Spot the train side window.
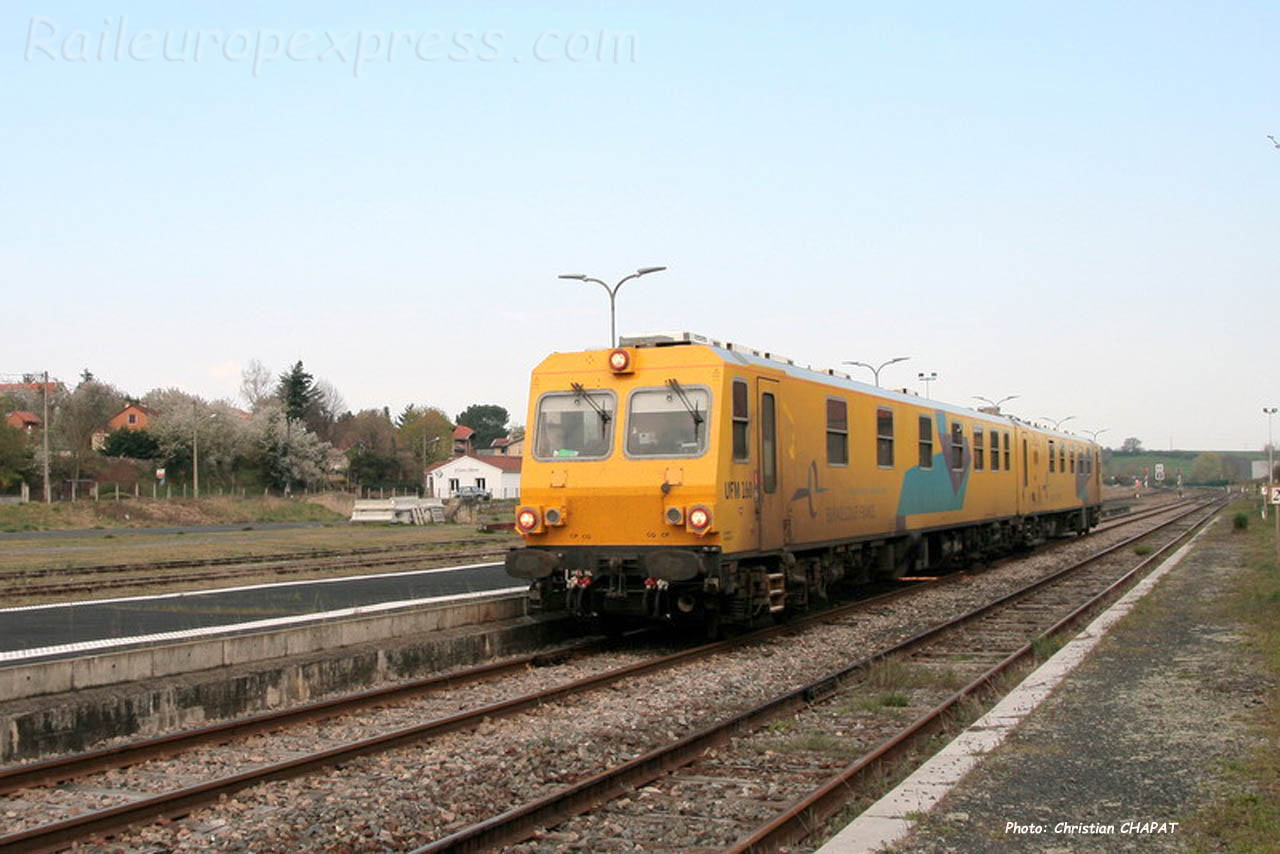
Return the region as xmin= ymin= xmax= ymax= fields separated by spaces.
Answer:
xmin=732 ymin=379 xmax=749 ymax=462
xmin=876 ymin=408 xmax=894 ymax=468
xmin=1070 ymin=449 xmax=1076 ymax=474
xmin=974 ymin=426 xmax=985 ymax=471
xmin=1004 ymin=432 xmax=1011 ymax=470
xmin=1023 ymin=439 xmax=1029 ymax=487
xmin=1049 ymin=439 xmax=1056 ymax=473
xmin=1060 ymin=446 xmax=1066 ymax=474
xmin=826 ymin=397 xmax=848 ymax=466
xmin=990 ymin=429 xmax=999 ymax=471
xmin=950 ymin=421 xmax=964 ymax=470
xmin=762 ymin=392 xmax=777 ymax=493
xmin=918 ymin=415 xmax=932 ymax=468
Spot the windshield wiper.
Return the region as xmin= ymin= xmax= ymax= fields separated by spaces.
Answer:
xmin=571 ymin=382 xmax=611 ymax=424
xmin=665 ymin=378 xmax=704 ymax=436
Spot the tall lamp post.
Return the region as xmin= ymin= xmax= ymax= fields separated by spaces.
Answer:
xmin=1264 ymin=407 xmax=1278 ymax=484
xmin=974 ymin=394 xmax=1019 ymax=413
xmin=843 ymin=356 xmax=909 ymax=388
xmin=1082 ymin=428 xmax=1108 ymax=443
xmin=559 ymin=266 xmax=668 ymax=347
xmin=917 ymin=371 xmax=938 ymax=398
xmin=193 ymin=405 xmax=216 ymax=499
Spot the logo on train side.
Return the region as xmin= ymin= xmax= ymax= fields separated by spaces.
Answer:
xmin=790 ymin=460 xmax=828 ymax=518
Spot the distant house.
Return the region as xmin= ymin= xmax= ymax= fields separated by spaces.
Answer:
xmin=426 ymin=454 xmax=522 ymax=499
xmin=107 ymin=404 xmax=153 ymax=432
xmin=0 ymin=380 xmax=63 ymax=398
xmin=452 ymin=425 xmax=476 ymax=457
xmin=479 ymin=434 xmax=525 ymax=457
xmin=4 ymin=411 xmax=41 ymax=434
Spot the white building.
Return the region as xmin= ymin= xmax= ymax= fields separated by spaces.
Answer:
xmin=426 ymin=454 xmax=522 ymax=499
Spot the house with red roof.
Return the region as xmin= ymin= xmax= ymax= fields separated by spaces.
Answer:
xmin=425 ymin=453 xmax=522 ymax=499
xmin=452 ymin=425 xmax=475 ymax=457
xmin=4 ymin=411 xmax=41 ymax=435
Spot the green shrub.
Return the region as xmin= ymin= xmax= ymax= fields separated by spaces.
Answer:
xmin=1234 ymin=512 xmax=1250 ymax=531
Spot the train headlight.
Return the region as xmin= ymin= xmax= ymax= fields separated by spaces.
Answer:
xmin=608 ymin=349 xmax=633 ymax=374
xmin=687 ymin=505 xmax=713 ymax=535
xmin=516 ymin=506 xmax=543 ymax=533
xmin=544 ymin=506 xmax=566 ymax=526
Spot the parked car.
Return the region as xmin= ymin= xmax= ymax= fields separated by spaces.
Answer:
xmin=456 ymin=485 xmax=492 ymax=500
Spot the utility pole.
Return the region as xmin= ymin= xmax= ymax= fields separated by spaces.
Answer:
xmin=42 ymin=371 xmax=51 ymax=503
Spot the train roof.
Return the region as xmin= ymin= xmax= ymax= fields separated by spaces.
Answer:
xmin=614 ymin=332 xmax=1092 ymax=444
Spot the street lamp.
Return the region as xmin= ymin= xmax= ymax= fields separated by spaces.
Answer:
xmin=1082 ymin=428 xmax=1108 ymax=443
xmin=917 ymin=371 xmax=938 ymax=398
xmin=1264 ymin=407 xmax=1278 ymax=483
xmin=974 ymin=394 xmax=1019 ymax=413
xmin=843 ymin=356 xmax=909 ymax=388
xmin=559 ymin=266 xmax=668 ymax=348
xmin=1038 ymin=415 xmax=1075 ymax=431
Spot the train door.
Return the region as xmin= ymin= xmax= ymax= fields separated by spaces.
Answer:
xmin=756 ymin=378 xmax=784 ymax=552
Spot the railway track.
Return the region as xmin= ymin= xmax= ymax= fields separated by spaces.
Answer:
xmin=0 ymin=499 xmax=1209 ymax=852
xmin=0 ymin=538 xmax=517 ymax=600
xmin=434 ymin=498 xmax=1221 ymax=852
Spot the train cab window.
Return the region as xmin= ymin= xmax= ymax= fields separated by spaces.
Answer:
xmin=950 ymin=422 xmax=964 ymax=470
xmin=918 ymin=415 xmax=933 ymax=468
xmin=762 ymin=392 xmax=777 ymax=493
xmin=876 ymin=408 xmax=894 ymax=468
xmin=732 ymin=379 xmax=749 ymax=462
xmin=1049 ymin=440 xmax=1056 ymax=473
xmin=826 ymin=397 xmax=848 ymax=465
xmin=974 ymin=426 xmax=985 ymax=471
xmin=532 ymin=390 xmax=617 ymax=461
xmin=626 ymin=385 xmax=711 ymax=458
xmin=1004 ymin=432 xmax=1011 ymax=470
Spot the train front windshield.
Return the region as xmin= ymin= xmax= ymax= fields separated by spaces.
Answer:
xmin=626 ymin=386 xmax=710 ymax=458
xmin=533 ymin=390 xmax=616 ymax=460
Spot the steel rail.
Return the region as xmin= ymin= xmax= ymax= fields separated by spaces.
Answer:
xmin=408 ymin=499 xmax=1220 ymax=853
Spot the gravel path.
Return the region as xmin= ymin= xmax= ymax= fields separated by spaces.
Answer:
xmin=883 ymin=516 xmax=1265 ymax=853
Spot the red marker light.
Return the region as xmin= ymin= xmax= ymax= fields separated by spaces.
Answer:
xmin=608 ymin=349 xmax=632 ymax=373
xmin=516 ymin=508 xmax=540 ymax=531
xmin=688 ymin=505 xmax=711 ymax=532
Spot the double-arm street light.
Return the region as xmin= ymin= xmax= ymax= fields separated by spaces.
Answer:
xmin=843 ymin=356 xmax=909 ymax=388
xmin=917 ymin=371 xmax=938 ymax=398
xmin=1082 ymin=428 xmax=1108 ymax=443
xmin=974 ymin=394 xmax=1019 ymax=413
xmin=1039 ymin=414 xmax=1075 ymax=431
xmin=559 ymin=266 xmax=668 ymax=348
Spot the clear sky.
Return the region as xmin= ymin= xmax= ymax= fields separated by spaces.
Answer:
xmin=3 ymin=1 xmax=1277 ymax=450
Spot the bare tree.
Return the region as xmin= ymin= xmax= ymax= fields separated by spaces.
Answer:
xmin=239 ymin=359 xmax=273 ymax=411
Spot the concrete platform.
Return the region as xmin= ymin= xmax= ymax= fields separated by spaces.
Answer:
xmin=0 ymin=592 xmax=575 ymax=763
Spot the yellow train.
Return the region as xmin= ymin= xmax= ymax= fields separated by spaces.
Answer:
xmin=506 ymin=332 xmax=1102 ymax=630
